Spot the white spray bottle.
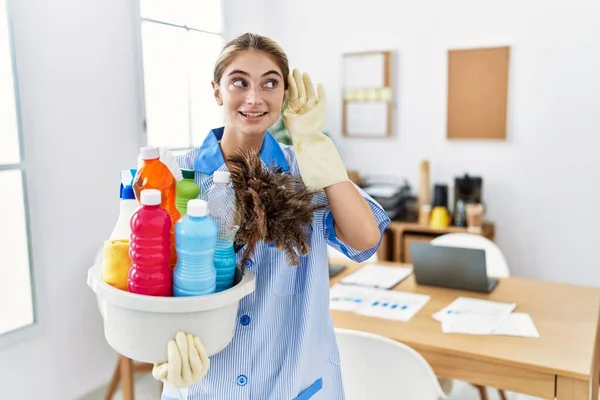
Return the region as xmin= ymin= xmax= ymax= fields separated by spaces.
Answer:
xmin=109 ymin=168 xmax=140 ymax=240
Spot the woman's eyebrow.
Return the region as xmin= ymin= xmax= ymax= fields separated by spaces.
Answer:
xmin=261 ymin=70 xmax=282 ymax=78
xmin=227 ymin=69 xmax=282 ymax=78
xmin=228 ymin=69 xmax=250 ymax=77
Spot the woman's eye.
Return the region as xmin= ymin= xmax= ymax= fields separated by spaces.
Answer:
xmin=232 ymin=79 xmax=247 ymax=88
xmin=264 ymin=80 xmax=278 ymax=89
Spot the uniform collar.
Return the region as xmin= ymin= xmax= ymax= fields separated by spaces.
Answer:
xmin=194 ymin=127 xmax=290 ymax=175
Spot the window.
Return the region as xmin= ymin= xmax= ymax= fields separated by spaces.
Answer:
xmin=0 ymin=0 xmax=36 ymax=337
xmin=138 ymin=0 xmax=225 ymax=151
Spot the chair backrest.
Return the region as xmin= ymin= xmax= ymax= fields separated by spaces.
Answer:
xmin=335 ymin=328 xmax=447 ymax=400
xmin=430 ymin=233 xmax=510 ymax=278
xmin=327 ymin=245 xmax=379 ymax=264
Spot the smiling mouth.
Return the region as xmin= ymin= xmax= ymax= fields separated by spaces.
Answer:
xmin=239 ymin=111 xmax=268 ymax=118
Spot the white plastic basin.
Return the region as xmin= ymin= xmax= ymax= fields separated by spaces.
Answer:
xmin=87 ymin=264 xmax=256 ymax=364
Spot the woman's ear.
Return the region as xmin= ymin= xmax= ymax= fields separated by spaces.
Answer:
xmin=212 ymin=81 xmax=223 ymax=106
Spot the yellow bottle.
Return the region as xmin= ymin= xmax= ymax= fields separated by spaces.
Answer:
xmin=430 ymin=206 xmax=450 ymax=229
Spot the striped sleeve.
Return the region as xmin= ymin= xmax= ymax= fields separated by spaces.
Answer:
xmin=318 ymin=185 xmax=390 ymax=263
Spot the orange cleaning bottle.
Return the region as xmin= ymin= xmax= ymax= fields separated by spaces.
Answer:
xmin=133 ymin=146 xmax=181 ymax=268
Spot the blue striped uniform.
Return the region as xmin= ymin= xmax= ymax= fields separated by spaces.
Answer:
xmin=162 ymin=127 xmax=391 ymax=400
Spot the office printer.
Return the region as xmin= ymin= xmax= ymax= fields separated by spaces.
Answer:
xmin=361 ymin=177 xmax=418 ymax=221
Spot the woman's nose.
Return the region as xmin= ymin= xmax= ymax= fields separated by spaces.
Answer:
xmin=246 ymin=88 xmax=263 ymax=105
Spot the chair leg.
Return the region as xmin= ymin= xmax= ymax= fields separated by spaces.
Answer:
xmin=475 ymin=385 xmax=489 ymax=400
xmin=104 ymin=358 xmax=121 ymax=400
xmin=119 ymin=356 xmax=135 ymax=400
xmin=498 ymin=388 xmax=508 ymax=400
xmin=133 ymin=362 xmax=154 ymax=373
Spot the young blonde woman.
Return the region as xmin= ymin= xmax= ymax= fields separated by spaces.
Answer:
xmin=153 ymin=32 xmax=390 ymax=400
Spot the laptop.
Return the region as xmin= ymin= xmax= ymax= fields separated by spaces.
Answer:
xmin=328 ymin=263 xmax=347 ymax=278
xmin=409 ymin=242 xmax=498 ymax=293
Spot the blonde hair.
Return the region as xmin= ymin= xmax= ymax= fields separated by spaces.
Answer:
xmin=213 ymin=33 xmax=289 ymax=90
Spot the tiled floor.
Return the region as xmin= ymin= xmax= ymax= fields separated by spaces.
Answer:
xmin=83 ymin=374 xmax=543 ymax=400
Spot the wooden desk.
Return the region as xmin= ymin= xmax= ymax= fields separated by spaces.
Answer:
xmin=330 ymin=262 xmax=600 ymax=400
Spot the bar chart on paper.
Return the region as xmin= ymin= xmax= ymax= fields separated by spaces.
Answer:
xmin=329 ymin=284 xmax=430 ymax=321
xmin=355 ymin=290 xmax=430 ymax=321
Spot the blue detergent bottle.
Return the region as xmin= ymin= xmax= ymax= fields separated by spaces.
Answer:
xmin=173 ymin=199 xmax=217 ymax=296
xmin=204 ymin=171 xmax=239 ymax=292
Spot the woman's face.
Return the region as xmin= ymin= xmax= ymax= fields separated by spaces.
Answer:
xmin=213 ymin=50 xmax=286 ymax=138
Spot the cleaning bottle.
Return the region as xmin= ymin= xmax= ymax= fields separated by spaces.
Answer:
xmin=128 ymin=189 xmax=172 ymax=296
xmin=203 ymin=171 xmax=239 ymax=292
xmin=176 ymin=169 xmax=201 ymax=216
xmin=102 ymin=169 xmax=138 ymax=290
xmin=109 ymin=168 xmax=139 ymax=240
xmin=133 ymin=146 xmax=181 ymax=268
xmin=173 ymin=199 xmax=217 ymax=297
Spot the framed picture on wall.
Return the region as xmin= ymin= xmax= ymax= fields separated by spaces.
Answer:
xmin=342 ymin=50 xmax=394 ymax=138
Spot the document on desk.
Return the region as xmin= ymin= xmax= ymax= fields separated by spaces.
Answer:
xmin=491 ymin=313 xmax=540 ymax=338
xmin=330 ymin=283 xmax=430 ymax=321
xmin=329 ymin=284 xmax=382 ymax=312
xmin=355 ymin=290 xmax=431 ymax=322
xmin=340 ymin=263 xmax=412 ymax=289
xmin=434 ymin=297 xmax=516 ymax=335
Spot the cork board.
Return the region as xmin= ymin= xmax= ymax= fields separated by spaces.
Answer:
xmin=447 ymin=46 xmax=510 ymax=140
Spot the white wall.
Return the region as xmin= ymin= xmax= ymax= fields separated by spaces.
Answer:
xmin=260 ymin=0 xmax=600 ymax=285
xmin=0 ymin=0 xmax=143 ymax=398
xmin=221 ymin=0 xmax=266 ymax=41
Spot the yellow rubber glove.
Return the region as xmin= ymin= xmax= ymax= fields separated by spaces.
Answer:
xmin=152 ymin=332 xmax=210 ymax=389
xmin=283 ymin=69 xmax=349 ymax=190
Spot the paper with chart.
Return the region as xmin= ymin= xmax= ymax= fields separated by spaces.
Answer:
xmin=340 ymin=263 xmax=412 ymax=289
xmin=329 ymin=284 xmax=382 ymax=312
xmin=355 ymin=290 xmax=431 ymax=321
xmin=434 ymin=297 xmax=516 ymax=335
xmin=330 ymin=283 xmax=430 ymax=321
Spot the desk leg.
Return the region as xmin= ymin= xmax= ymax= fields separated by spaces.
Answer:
xmin=556 ymin=376 xmax=597 ymax=400
xmin=392 ymin=227 xmax=404 ymax=262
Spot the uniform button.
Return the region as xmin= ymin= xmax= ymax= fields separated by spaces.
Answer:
xmin=244 ymin=259 xmax=253 ymax=268
xmin=240 ymin=315 xmax=251 ymax=326
xmin=236 ymin=375 xmax=248 ymax=386
xmin=268 ymin=242 xmax=275 ymax=248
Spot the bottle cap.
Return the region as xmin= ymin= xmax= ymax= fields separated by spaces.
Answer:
xmin=140 ymin=146 xmax=160 ymax=160
xmin=182 ymin=169 xmax=195 ymax=180
xmin=140 ymin=189 xmax=161 ymax=206
xmin=213 ymin=170 xmax=231 ymax=184
xmin=119 ymin=168 xmax=137 ymax=200
xmin=187 ymin=199 xmax=208 ymax=217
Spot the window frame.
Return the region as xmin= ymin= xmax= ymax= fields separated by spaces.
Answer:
xmin=0 ymin=0 xmax=42 ymax=349
xmin=135 ymin=0 xmax=225 ymax=153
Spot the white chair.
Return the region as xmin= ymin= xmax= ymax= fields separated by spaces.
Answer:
xmin=430 ymin=233 xmax=510 ymax=278
xmin=335 ymin=328 xmax=450 ymax=400
xmin=430 ymin=233 xmax=510 ymax=400
xmin=327 ymin=245 xmax=379 ymax=264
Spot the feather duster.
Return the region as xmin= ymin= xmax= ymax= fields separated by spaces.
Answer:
xmin=227 ymin=148 xmax=326 ymax=270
